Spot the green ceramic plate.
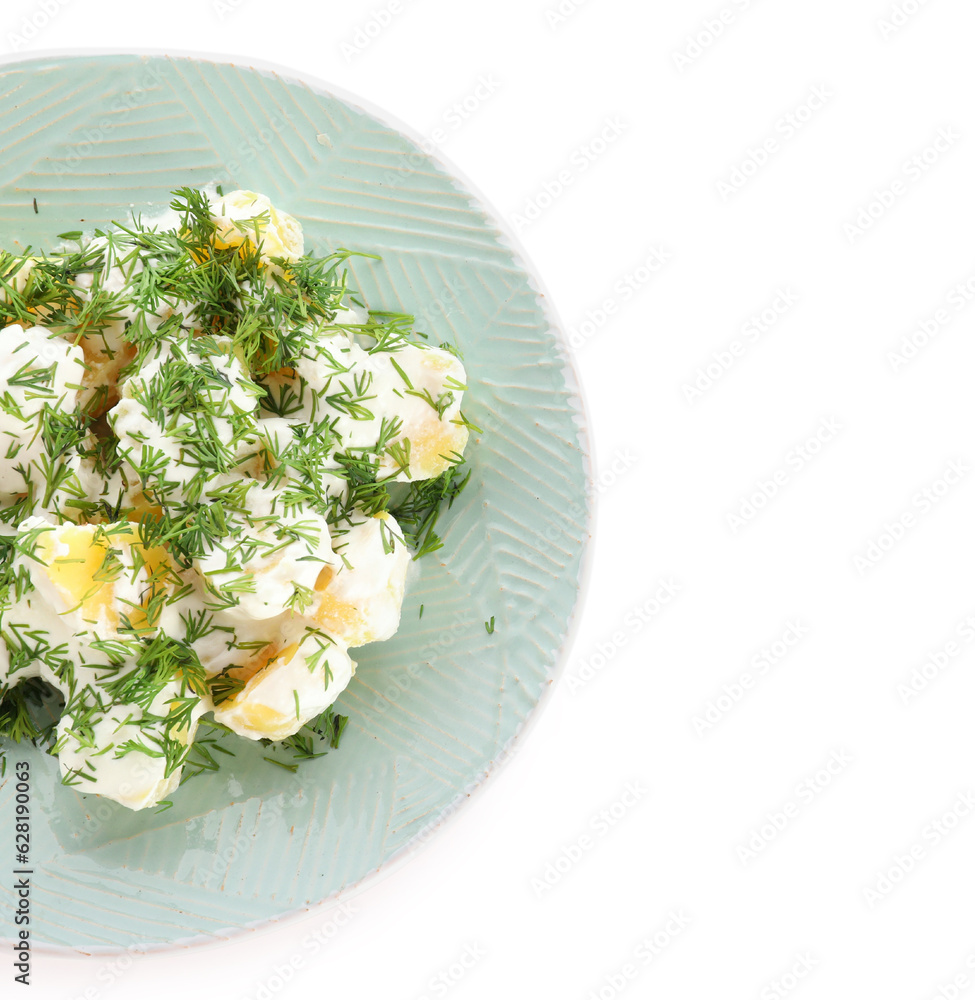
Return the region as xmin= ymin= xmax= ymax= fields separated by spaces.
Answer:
xmin=0 ymin=51 xmax=591 ymax=952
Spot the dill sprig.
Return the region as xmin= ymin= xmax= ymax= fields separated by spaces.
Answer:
xmin=387 ymin=461 xmax=471 ymax=559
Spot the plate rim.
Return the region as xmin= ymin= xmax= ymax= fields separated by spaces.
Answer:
xmin=0 ymin=46 xmax=597 ymax=957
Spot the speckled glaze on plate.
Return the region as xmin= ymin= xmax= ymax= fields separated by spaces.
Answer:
xmin=0 ymin=51 xmax=591 ymax=952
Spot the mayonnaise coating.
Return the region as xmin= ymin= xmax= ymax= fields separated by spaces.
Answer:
xmin=0 ymin=324 xmax=85 ymax=495
xmin=313 ymin=513 xmax=410 ymax=647
xmin=213 ymin=633 xmax=354 ymax=742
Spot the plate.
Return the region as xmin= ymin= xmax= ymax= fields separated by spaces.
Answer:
xmin=0 ymin=51 xmax=591 ymax=952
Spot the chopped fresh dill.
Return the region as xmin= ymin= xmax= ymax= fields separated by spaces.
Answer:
xmin=263 ymin=755 xmax=299 ymax=774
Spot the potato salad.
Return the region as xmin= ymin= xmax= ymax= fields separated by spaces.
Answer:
xmin=0 ymin=188 xmax=472 ymax=810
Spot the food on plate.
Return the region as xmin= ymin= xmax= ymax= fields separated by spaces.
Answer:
xmin=0 ymin=187 xmax=473 ymax=810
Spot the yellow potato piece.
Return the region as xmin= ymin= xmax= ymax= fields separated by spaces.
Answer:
xmin=312 ymin=588 xmax=371 ymax=646
xmin=311 ymin=513 xmax=408 ymax=647
xmin=210 ymin=190 xmax=304 ymax=262
xmin=404 ymin=421 xmax=470 ymax=480
xmin=215 ymin=643 xmax=300 ymax=741
xmin=33 ymin=522 xmax=171 ymax=632
xmin=35 ymin=524 xmax=120 ymax=629
xmin=213 ymin=636 xmax=355 ymax=742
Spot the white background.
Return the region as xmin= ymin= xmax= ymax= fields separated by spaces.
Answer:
xmin=5 ymin=0 xmax=975 ymax=997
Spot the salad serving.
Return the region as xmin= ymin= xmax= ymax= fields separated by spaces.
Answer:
xmin=0 ymin=188 xmax=474 ymax=810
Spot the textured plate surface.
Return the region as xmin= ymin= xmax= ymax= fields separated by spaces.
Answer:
xmin=0 ymin=52 xmax=590 ymax=951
